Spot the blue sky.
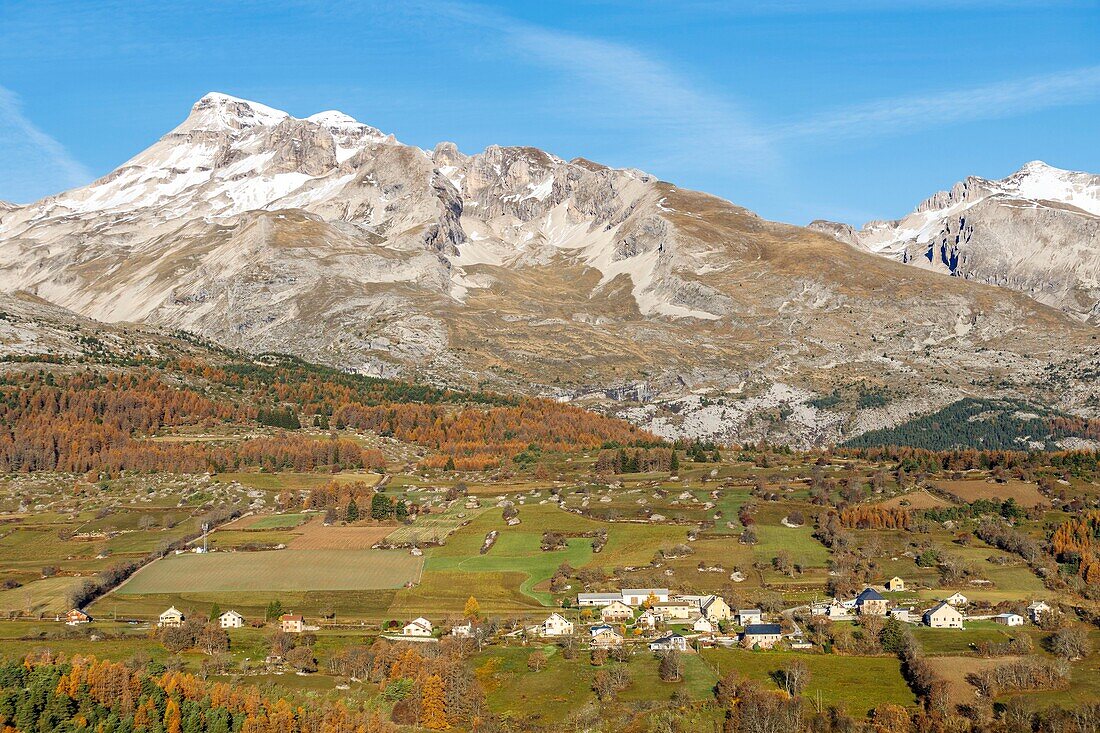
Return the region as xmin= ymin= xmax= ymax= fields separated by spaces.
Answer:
xmin=1 ymin=0 xmax=1098 ymax=224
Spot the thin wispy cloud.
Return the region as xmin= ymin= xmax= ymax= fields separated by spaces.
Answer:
xmin=0 ymin=85 xmax=91 ymax=203
xmin=775 ymin=65 xmax=1100 ymax=142
xmin=427 ymin=1 xmax=777 ymax=173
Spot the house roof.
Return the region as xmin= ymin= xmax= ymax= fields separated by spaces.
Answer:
xmin=651 ymin=633 xmax=685 ymax=644
xmin=160 ymin=606 xmax=182 ymax=617
xmin=994 ymin=613 xmax=1023 ymax=619
xmin=744 ymin=624 xmax=782 ymax=635
xmin=737 ymin=608 xmax=762 ymax=615
xmin=655 ymin=600 xmax=695 ymax=607
xmin=578 ymin=592 xmax=622 ymax=600
xmin=1027 ymin=600 xmax=1050 ymax=609
xmin=856 ymin=588 xmax=886 ymax=603
xmin=924 ymin=602 xmax=960 ymax=616
xmin=622 ymin=588 xmax=669 ymax=595
xmin=590 ymin=624 xmax=621 ymax=636
xmin=280 ymin=614 xmax=304 ymax=622
xmin=545 ymin=612 xmax=570 ymax=622
xmin=220 ymin=610 xmax=243 ymax=619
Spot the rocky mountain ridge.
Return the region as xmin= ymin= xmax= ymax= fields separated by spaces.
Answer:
xmin=811 ymin=161 xmax=1100 ymax=323
xmin=1 ymin=94 xmax=1097 ymax=446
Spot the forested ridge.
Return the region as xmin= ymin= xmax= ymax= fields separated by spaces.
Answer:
xmin=0 ymin=346 xmax=658 ymax=475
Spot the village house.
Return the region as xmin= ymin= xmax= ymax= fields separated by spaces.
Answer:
xmin=855 ymin=588 xmax=889 ymax=616
xmin=600 ymin=600 xmax=634 ymax=623
xmin=699 ymin=595 xmax=732 ymax=622
xmin=923 ymin=602 xmax=963 ymax=629
xmin=653 ymin=600 xmax=697 ymax=621
xmin=158 ymin=607 xmax=185 ymax=628
xmin=637 ymin=609 xmax=660 ymax=630
xmin=589 ymin=624 xmax=624 ymax=648
xmin=451 ymin=621 xmax=473 ymax=637
xmin=691 ymin=616 xmax=714 ymax=633
xmin=280 ymin=614 xmax=305 ymax=633
xmin=218 ymin=610 xmax=244 ymax=629
xmin=943 ymin=592 xmax=968 ymax=607
xmin=735 ymin=609 xmax=763 ymax=626
xmin=885 ymin=576 xmax=905 ymax=592
xmin=63 ymin=609 xmax=91 ymax=625
xmin=993 ymin=612 xmax=1026 ymax=627
xmin=402 ymin=617 xmax=434 ymax=637
xmin=1027 ymin=601 xmax=1051 ymax=623
xmin=742 ymin=623 xmax=783 ymax=649
xmin=889 ymin=607 xmax=913 ymax=623
xmin=577 ymin=592 xmax=622 ymax=607
xmin=622 ymin=588 xmax=670 ymax=606
xmin=649 ymin=633 xmax=689 ymax=652
xmin=541 ymin=613 xmax=575 ymax=637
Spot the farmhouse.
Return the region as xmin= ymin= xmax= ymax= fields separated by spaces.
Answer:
xmin=63 ymin=609 xmax=91 ymax=625
xmin=885 ymin=576 xmax=905 ymax=592
xmin=943 ymin=592 xmax=968 ymax=606
xmin=923 ymin=602 xmax=963 ymax=629
xmin=653 ymin=600 xmax=697 ymax=621
xmin=280 ymin=614 xmax=305 ymax=633
xmin=1027 ymin=600 xmax=1051 ymax=623
xmin=735 ymin=609 xmax=763 ymax=626
xmin=218 ymin=610 xmax=244 ymax=629
xmin=451 ymin=621 xmax=473 ymax=637
xmin=622 ymin=588 xmax=670 ymax=606
xmin=600 ymin=600 xmax=634 ymax=623
xmin=541 ymin=613 xmax=575 ymax=637
xmin=589 ymin=624 xmax=624 ymax=648
xmin=577 ymin=592 xmax=622 ymax=607
xmin=855 ymin=588 xmax=889 ymax=616
xmin=402 ymin=617 xmax=434 ymax=637
xmin=742 ymin=623 xmax=783 ymax=649
xmin=649 ymin=633 xmax=689 ymax=652
xmin=993 ymin=613 xmax=1026 ymax=627
xmin=889 ymin=607 xmax=913 ymax=623
xmin=158 ymin=607 xmax=184 ymax=628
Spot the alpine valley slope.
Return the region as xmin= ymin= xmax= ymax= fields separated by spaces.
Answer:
xmin=0 ymin=93 xmax=1097 ymax=446
xmin=811 ymin=161 xmax=1100 ymax=324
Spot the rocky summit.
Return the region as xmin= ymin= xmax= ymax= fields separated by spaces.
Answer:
xmin=1 ymin=94 xmax=1097 ymax=446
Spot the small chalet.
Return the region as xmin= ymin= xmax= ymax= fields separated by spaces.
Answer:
xmin=943 ymin=592 xmax=968 ymax=606
xmin=993 ymin=613 xmax=1025 ymax=627
xmin=691 ymin=616 xmax=714 ymax=633
xmin=735 ymin=609 xmax=763 ymax=626
xmin=589 ymin=624 xmax=624 ymax=648
xmin=742 ymin=623 xmax=783 ymax=649
xmin=637 ymin=609 xmax=660 ymax=629
xmin=855 ymin=588 xmax=889 ymax=616
xmin=280 ymin=614 xmax=305 ymax=633
xmin=64 ymin=609 xmax=91 ymax=625
xmin=649 ymin=633 xmax=689 ymax=652
xmin=158 ymin=607 xmax=185 ymax=628
xmin=923 ymin=602 xmax=963 ymax=629
xmin=541 ymin=613 xmax=575 ymax=637
xmin=402 ymin=617 xmax=434 ymax=637
xmin=885 ymin=576 xmax=905 ymax=592
xmin=1027 ymin=601 xmax=1051 ymax=623
xmin=451 ymin=621 xmax=473 ymax=637
xmin=218 ymin=610 xmax=244 ymax=629
xmin=600 ymin=600 xmax=634 ymax=623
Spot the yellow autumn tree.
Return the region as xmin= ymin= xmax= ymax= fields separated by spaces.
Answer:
xmin=164 ymin=697 xmax=182 ymax=733
xmin=420 ymin=674 xmax=448 ymax=730
xmin=463 ymin=596 xmax=480 ymax=620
